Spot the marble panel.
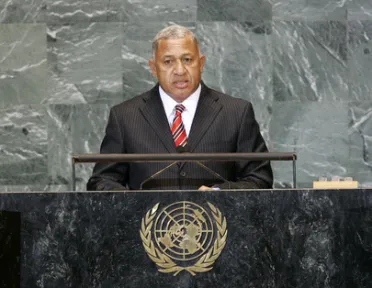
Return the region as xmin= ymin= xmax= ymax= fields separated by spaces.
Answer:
xmin=44 ymin=0 xmax=122 ymax=23
xmin=273 ymin=0 xmax=347 ymax=20
xmin=47 ymin=22 xmax=122 ymax=104
xmin=0 ymin=24 xmax=47 ymax=108
xmin=269 ymin=102 xmax=349 ymax=188
xmin=197 ymin=22 xmax=273 ymax=104
xmin=349 ymin=101 xmax=372 ymax=188
xmin=197 ymin=0 xmax=272 ymax=22
xmin=348 ymin=20 xmax=372 ymax=101
xmin=0 ymin=105 xmax=47 ymax=185
xmin=0 ymin=189 xmax=371 ymax=286
xmin=71 ymin=104 xmax=112 ymax=191
xmin=123 ymin=0 xmax=197 ymax=22
xmin=348 ymin=0 xmax=372 ymax=20
xmin=47 ymin=104 xmax=73 ymax=186
xmin=273 ymin=21 xmax=348 ymax=102
xmin=0 ymin=0 xmax=45 ymax=23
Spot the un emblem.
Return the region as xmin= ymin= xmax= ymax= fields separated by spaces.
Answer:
xmin=140 ymin=201 xmax=227 ymax=276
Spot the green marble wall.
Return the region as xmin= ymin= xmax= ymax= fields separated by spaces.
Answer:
xmin=0 ymin=1 xmax=371 ymax=191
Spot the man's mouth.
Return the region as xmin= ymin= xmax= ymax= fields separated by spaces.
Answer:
xmin=174 ymin=80 xmax=189 ymax=89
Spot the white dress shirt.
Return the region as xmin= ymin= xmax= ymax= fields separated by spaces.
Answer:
xmin=159 ymin=84 xmax=201 ymax=136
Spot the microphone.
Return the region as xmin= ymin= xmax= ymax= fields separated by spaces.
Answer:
xmin=139 ymin=161 xmax=179 ymax=190
xmin=176 ymin=145 xmax=187 ymax=153
xmin=177 ymin=145 xmax=231 ymax=189
xmin=139 ymin=145 xmax=232 ymax=190
xmin=139 ymin=146 xmax=190 ymax=189
xmin=139 ymin=146 xmax=189 ymax=189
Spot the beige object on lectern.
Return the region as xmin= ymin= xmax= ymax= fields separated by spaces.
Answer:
xmin=313 ymin=180 xmax=359 ymax=189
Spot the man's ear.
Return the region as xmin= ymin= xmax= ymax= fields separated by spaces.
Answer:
xmin=199 ymin=55 xmax=206 ymax=73
xmin=149 ymin=59 xmax=158 ymax=78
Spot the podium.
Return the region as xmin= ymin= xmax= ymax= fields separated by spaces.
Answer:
xmin=0 ymin=211 xmax=21 ymax=288
xmin=0 ymin=189 xmax=371 ymax=287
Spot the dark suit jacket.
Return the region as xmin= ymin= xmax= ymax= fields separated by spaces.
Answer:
xmin=86 ymin=82 xmax=273 ymax=191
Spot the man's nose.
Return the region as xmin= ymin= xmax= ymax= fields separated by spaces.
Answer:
xmin=174 ymin=60 xmax=186 ymax=75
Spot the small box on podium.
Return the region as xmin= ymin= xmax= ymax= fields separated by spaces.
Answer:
xmin=313 ymin=176 xmax=359 ymax=189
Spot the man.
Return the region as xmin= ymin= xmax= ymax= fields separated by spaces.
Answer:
xmin=87 ymin=24 xmax=273 ymax=191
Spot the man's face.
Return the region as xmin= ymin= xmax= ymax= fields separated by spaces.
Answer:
xmin=149 ymin=35 xmax=206 ymax=102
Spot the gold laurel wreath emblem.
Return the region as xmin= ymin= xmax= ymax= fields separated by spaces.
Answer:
xmin=140 ymin=202 xmax=227 ymax=276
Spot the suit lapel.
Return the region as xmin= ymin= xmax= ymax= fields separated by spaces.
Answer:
xmin=178 ymin=83 xmax=222 ymax=170
xmin=187 ymin=83 xmax=222 ymax=152
xmin=139 ymin=85 xmax=177 ymax=153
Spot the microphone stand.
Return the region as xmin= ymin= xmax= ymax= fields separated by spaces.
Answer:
xmin=139 ymin=161 xmax=179 ymax=190
xmin=176 ymin=145 xmax=231 ymax=189
xmin=139 ymin=145 xmax=232 ymax=190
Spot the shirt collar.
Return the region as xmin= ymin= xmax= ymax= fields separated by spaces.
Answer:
xmin=159 ymin=84 xmax=201 ymax=118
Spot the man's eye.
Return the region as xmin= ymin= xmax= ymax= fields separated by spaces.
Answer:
xmin=183 ymin=58 xmax=192 ymax=63
xmin=164 ymin=60 xmax=172 ymax=65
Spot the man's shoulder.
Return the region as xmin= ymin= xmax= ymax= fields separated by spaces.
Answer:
xmin=206 ymin=86 xmax=252 ymax=109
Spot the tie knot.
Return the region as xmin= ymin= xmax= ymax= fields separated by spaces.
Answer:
xmin=175 ymin=104 xmax=185 ymax=114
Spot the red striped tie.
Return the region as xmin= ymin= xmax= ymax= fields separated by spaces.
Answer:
xmin=171 ymin=104 xmax=187 ymax=147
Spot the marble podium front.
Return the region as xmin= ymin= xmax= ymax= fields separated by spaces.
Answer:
xmin=0 ymin=189 xmax=371 ymax=288
xmin=0 ymin=210 xmax=20 ymax=287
